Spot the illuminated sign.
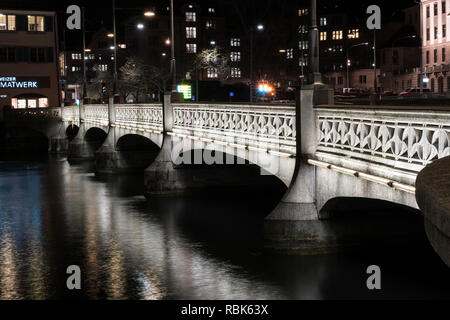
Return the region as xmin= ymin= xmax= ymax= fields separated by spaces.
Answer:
xmin=177 ymin=84 xmax=192 ymax=100
xmin=0 ymin=76 xmax=50 ymax=89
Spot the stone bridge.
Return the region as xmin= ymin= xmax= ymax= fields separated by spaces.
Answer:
xmin=4 ymin=86 xmax=450 ymax=262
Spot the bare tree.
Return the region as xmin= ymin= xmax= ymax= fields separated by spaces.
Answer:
xmin=120 ymin=57 xmax=170 ymax=102
xmin=194 ymin=48 xmax=231 ymax=80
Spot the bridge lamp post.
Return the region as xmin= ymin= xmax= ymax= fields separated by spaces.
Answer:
xmin=250 ymin=24 xmax=264 ymax=102
xmin=308 ymin=0 xmax=322 ymax=84
xmin=346 ymin=42 xmax=369 ymax=90
xmin=390 ymin=35 xmax=416 ymax=92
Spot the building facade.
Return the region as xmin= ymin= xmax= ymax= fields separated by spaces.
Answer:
xmin=0 ymin=9 xmax=59 ymax=118
xmin=421 ymin=0 xmax=450 ymax=93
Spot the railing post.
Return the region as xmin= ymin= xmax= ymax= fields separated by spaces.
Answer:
xmin=163 ymin=92 xmax=173 ymax=133
xmin=108 ymin=96 xmax=116 ymax=126
xmin=79 ymin=99 xmax=85 ymax=123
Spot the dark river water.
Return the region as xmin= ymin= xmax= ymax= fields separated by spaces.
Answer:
xmin=0 ymin=156 xmax=448 ymax=300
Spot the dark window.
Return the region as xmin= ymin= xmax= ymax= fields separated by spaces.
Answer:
xmin=38 ymin=47 xmax=45 ymax=62
xmin=427 ymin=6 xmax=430 ymax=18
xmin=0 ymin=48 xmax=6 ymax=62
xmin=434 ymin=49 xmax=438 ymax=63
xmin=7 ymin=48 xmax=15 ymax=62
xmin=427 ymin=28 xmax=430 ymax=41
xmin=30 ymin=47 xmax=37 ymax=62
xmin=443 ymin=47 xmax=446 ymax=62
xmin=44 ymin=16 xmax=53 ymax=32
xmin=393 ymin=50 xmax=399 ymax=65
xmin=426 ymin=50 xmax=430 ymax=64
xmin=435 ymin=3 xmax=438 ymax=15
xmin=15 ymin=15 xmax=27 ymax=31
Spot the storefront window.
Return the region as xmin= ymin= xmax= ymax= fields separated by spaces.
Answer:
xmin=38 ymin=98 xmax=48 ymax=108
xmin=11 ymin=97 xmax=48 ymax=109
xmin=17 ymin=99 xmax=26 ymax=109
xmin=27 ymin=99 xmax=36 ymax=108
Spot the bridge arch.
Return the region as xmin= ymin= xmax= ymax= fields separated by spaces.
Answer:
xmin=84 ymin=127 xmax=108 ymax=153
xmin=114 ymin=134 xmax=161 ymax=172
xmin=66 ymin=124 xmax=79 ymax=141
xmin=4 ymin=126 xmax=49 ymax=153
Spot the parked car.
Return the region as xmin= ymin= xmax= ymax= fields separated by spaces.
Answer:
xmin=338 ymin=88 xmax=370 ymax=96
xmin=399 ymin=88 xmax=431 ymax=96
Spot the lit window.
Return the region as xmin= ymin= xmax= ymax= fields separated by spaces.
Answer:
xmin=287 ymin=48 xmax=293 ymax=59
xmin=11 ymin=98 xmax=17 ymax=109
xmin=39 ymin=98 xmax=48 ymax=108
xmin=347 ymin=29 xmax=359 ymax=39
xmin=186 ymin=27 xmax=197 ymax=39
xmin=71 ymin=66 xmax=81 ymax=72
xmin=186 ymin=12 xmax=196 ymax=22
xmin=231 ymin=67 xmax=241 ymax=78
xmin=298 ymin=25 xmax=308 ymax=34
xmin=299 ymin=40 xmax=308 ymax=49
xmin=98 ymin=64 xmax=108 ymax=71
xmin=28 ymin=99 xmax=36 ymax=108
xmin=28 ymin=15 xmax=45 ymax=32
xmin=332 ymin=30 xmax=343 ymax=40
xmin=0 ymin=14 xmax=16 ymax=31
xmin=186 ymin=43 xmax=197 ymax=53
xmin=299 ymin=57 xmax=308 ymax=66
xmin=71 ymin=53 xmax=82 ymax=60
xmin=207 ymin=68 xmax=218 ymax=78
xmin=230 ymin=52 xmax=241 ymax=62
xmin=17 ymin=99 xmax=26 ymax=109
xmin=209 ymin=8 xmax=215 ymax=13
xmin=0 ymin=14 xmax=6 ymax=30
xmin=320 ymin=32 xmax=327 ymax=41
xmin=231 ymin=38 xmax=240 ymax=46
xmin=298 ymin=9 xmax=309 ymax=16
xmin=206 ymin=20 xmax=216 ymax=29
xmin=320 ymin=17 xmax=327 ymax=26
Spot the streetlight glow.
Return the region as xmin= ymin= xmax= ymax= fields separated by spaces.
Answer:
xmin=144 ymin=11 xmax=155 ymax=17
xmin=257 ymin=24 xmax=264 ymax=30
xmin=137 ymin=23 xmax=144 ymax=29
xmin=107 ymin=33 xmax=114 ymax=38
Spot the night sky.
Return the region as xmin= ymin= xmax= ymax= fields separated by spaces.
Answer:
xmin=1 ymin=0 xmax=419 ymax=49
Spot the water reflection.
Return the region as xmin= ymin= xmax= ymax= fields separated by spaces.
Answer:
xmin=0 ymin=157 xmax=448 ymax=300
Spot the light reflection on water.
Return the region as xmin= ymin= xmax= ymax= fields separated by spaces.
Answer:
xmin=0 ymin=157 xmax=448 ymax=300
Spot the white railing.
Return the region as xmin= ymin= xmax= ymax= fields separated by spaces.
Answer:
xmin=115 ymin=104 xmax=163 ymax=133
xmin=172 ymin=103 xmax=296 ymax=154
xmin=61 ymin=106 xmax=79 ymax=123
xmin=315 ymin=106 xmax=450 ymax=173
xmin=84 ymin=104 xmax=109 ymax=125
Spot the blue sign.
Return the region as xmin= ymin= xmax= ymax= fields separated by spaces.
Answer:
xmin=229 ymin=92 xmax=235 ymax=97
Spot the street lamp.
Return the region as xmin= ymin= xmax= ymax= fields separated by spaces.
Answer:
xmin=111 ymin=1 xmax=156 ymax=98
xmin=250 ymin=24 xmax=264 ymax=102
xmin=137 ymin=23 xmax=144 ymax=29
xmin=391 ymin=35 xmax=416 ymax=91
xmin=346 ymin=42 xmax=369 ymax=90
